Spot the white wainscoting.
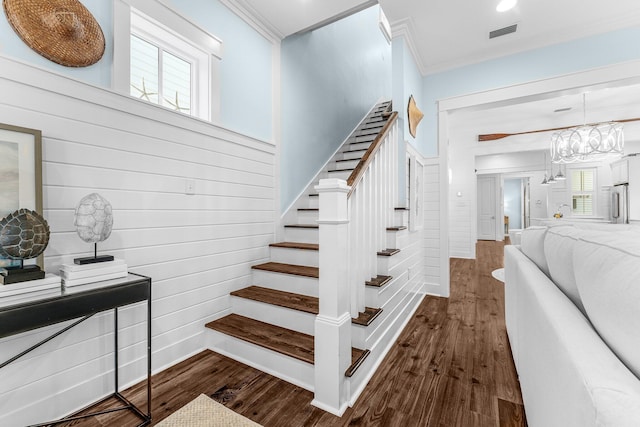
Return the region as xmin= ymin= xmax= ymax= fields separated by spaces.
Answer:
xmin=422 ymin=163 xmax=443 ymax=293
xmin=0 ymin=56 xmax=275 ymax=426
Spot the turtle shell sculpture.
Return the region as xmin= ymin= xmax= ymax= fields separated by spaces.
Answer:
xmin=73 ymin=193 xmax=113 ymax=243
xmin=0 ymin=209 xmax=50 ymax=259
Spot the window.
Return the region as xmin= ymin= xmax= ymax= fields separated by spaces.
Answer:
xmin=130 ymin=34 xmax=192 ymax=114
xmin=113 ymin=1 xmax=222 ymax=121
xmin=571 ymin=169 xmax=595 ymax=216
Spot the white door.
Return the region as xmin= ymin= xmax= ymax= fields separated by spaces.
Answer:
xmin=478 ymin=176 xmax=497 ymax=240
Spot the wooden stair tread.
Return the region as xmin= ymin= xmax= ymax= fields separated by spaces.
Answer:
xmin=206 ymin=314 xmax=370 ymax=374
xmin=269 ymin=242 xmax=318 ymax=251
xmin=206 ymin=314 xmax=315 ymax=364
xmin=297 ymin=208 xmax=319 ymax=212
xmin=232 ymin=286 xmax=381 ymax=327
xmin=252 ymin=262 xmax=319 ymax=278
xmin=366 ymin=275 xmax=392 ymax=288
xmin=394 ymin=207 xmax=409 ymax=211
xmin=346 ymin=349 xmax=370 ymax=378
xmin=386 ymin=226 xmax=407 ymax=231
xmin=377 ymin=248 xmax=400 ymax=257
xmin=352 ymin=307 xmax=383 ymax=326
xmin=342 ymin=148 xmax=368 ymax=154
xmin=231 ymin=286 xmax=319 ymax=314
xmin=284 ymin=224 xmax=319 ymax=229
xmin=328 ymin=168 xmax=354 ymax=173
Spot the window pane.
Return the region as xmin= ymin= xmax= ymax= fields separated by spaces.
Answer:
xmin=162 ymin=51 xmax=191 ymax=114
xmin=582 ymin=170 xmax=594 ymax=191
xmin=130 ymin=35 xmax=159 ymax=104
xmin=572 ymin=195 xmax=593 ymax=215
xmin=571 ymin=169 xmax=594 ymax=192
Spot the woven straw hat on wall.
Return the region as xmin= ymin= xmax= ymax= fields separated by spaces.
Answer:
xmin=3 ymin=0 xmax=105 ymax=67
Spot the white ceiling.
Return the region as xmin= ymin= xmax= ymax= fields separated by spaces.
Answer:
xmin=232 ymin=0 xmax=640 ymax=150
xmin=234 ymin=0 xmax=640 ymax=75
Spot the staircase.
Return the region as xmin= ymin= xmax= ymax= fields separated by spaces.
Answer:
xmin=204 ymin=101 xmax=424 ymax=413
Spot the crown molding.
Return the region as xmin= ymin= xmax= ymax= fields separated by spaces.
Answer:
xmin=390 ymin=18 xmax=427 ymax=76
xmin=218 ymin=0 xmax=283 ymax=43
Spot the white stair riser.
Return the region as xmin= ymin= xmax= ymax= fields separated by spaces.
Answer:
xmin=306 ymin=196 xmax=319 ymax=209
xmin=269 ymin=246 xmax=319 ymax=267
xmin=377 ymin=247 xmax=411 ymax=276
xmin=232 ymin=296 xmax=316 ymax=335
xmin=204 ymin=329 xmax=314 ymax=391
xmin=381 ymin=251 xmax=422 ymax=287
xmin=333 ymin=159 xmax=360 ymax=170
xmin=354 ymin=135 xmax=376 ymax=144
xmin=346 ymin=141 xmax=372 ymax=151
xmin=339 ymin=150 xmax=366 ymax=161
xmin=284 ymin=226 xmax=318 ymax=244
xmin=386 ymin=229 xmax=409 ymax=249
xmin=252 ymin=269 xmax=318 ymax=297
xmin=361 ymin=122 xmax=385 ymax=131
xmin=365 ymin=269 xmax=408 ymax=308
xmin=353 ymin=277 xmax=422 ymax=349
xmin=297 ymin=210 xmax=319 ymax=224
xmin=394 ymin=210 xmax=408 ymax=226
xmin=326 ymin=170 xmax=352 ymax=181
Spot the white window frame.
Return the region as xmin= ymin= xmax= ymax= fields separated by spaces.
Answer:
xmin=570 ymin=167 xmax=597 ymax=216
xmin=113 ymin=0 xmax=222 ymax=122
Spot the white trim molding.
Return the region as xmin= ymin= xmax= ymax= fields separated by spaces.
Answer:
xmin=390 ymin=18 xmax=427 ymax=76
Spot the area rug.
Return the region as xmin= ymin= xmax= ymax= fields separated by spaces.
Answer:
xmin=156 ymin=394 xmax=262 ymax=427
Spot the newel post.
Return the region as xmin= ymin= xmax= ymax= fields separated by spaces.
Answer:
xmin=311 ymin=178 xmax=352 ymax=416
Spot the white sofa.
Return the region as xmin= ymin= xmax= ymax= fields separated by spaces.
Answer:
xmin=504 ymin=223 xmax=640 ymax=427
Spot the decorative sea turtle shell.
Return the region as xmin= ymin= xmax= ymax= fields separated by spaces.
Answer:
xmin=0 ymin=209 xmax=50 ymax=259
xmin=74 ymin=193 xmax=113 ymax=243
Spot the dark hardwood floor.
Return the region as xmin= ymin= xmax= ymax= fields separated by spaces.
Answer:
xmin=59 ymin=240 xmax=525 ymax=426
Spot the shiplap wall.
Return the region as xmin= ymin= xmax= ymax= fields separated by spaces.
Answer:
xmin=0 ymin=56 xmax=275 ymax=426
xmin=422 ymin=162 xmax=442 ymax=293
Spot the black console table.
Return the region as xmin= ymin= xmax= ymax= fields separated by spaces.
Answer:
xmin=0 ymin=273 xmax=152 ymax=426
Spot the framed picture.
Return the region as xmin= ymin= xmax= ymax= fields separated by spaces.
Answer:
xmin=409 ymin=154 xmax=424 ymax=231
xmin=0 ymin=123 xmax=43 ymax=268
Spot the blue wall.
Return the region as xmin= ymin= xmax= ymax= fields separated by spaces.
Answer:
xmin=0 ymin=0 xmax=273 ymax=142
xmin=392 ymin=37 xmax=424 ymax=205
xmin=280 ymin=6 xmax=392 ymax=212
xmin=421 ymin=26 xmax=640 ymax=156
xmin=167 ymin=0 xmax=273 ymax=141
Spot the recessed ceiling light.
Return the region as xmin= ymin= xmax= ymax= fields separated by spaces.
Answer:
xmin=496 ymin=0 xmax=517 ymax=12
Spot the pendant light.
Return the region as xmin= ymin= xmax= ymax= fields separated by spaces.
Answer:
xmin=550 ymin=93 xmax=624 ymax=163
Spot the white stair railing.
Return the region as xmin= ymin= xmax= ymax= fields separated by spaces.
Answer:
xmin=312 ymin=112 xmax=398 ymax=415
xmin=347 ymin=112 xmax=398 ymax=316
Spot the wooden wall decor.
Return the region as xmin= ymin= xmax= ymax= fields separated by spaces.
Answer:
xmin=407 ymin=95 xmax=424 ymax=138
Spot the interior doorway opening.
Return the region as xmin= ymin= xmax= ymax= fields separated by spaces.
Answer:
xmin=504 ymin=177 xmax=530 ymax=235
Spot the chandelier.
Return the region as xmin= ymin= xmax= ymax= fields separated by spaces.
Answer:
xmin=550 ymin=94 xmax=624 ymax=164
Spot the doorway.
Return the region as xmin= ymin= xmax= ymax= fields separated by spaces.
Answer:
xmin=504 ymin=177 xmax=530 ymax=232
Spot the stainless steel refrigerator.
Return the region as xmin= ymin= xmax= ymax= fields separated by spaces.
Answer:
xmin=612 ymin=183 xmax=629 ymax=224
